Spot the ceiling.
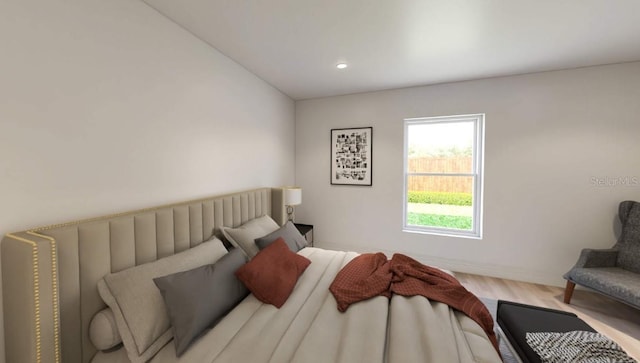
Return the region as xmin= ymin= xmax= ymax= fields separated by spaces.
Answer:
xmin=143 ymin=0 xmax=640 ymax=100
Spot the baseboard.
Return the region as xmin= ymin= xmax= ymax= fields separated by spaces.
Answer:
xmin=317 ymin=241 xmax=565 ymax=287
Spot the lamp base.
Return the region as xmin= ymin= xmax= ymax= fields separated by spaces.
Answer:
xmin=286 ymin=206 xmax=294 ymax=222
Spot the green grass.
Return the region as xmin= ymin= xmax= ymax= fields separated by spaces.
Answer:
xmin=407 ymin=212 xmax=472 ymax=230
xmin=407 ymin=191 xmax=472 ymax=206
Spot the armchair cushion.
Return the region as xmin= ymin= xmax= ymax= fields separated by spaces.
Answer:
xmin=617 ymin=202 xmax=640 ymax=273
xmin=619 ymin=243 xmax=640 ymax=274
xmin=566 ymin=267 xmax=640 ymax=308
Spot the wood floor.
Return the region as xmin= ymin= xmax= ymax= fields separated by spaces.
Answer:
xmin=456 ymin=272 xmax=640 ymax=361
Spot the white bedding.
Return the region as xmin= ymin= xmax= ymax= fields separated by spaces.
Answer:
xmin=387 ymin=295 xmax=501 ymax=363
xmin=94 ymin=248 xmax=388 ymax=363
xmin=93 ymin=247 xmax=500 ymax=363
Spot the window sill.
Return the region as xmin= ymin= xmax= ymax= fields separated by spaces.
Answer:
xmin=402 ymin=226 xmax=482 ymax=240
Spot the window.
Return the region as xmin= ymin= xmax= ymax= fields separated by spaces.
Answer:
xmin=403 ymin=114 xmax=484 ymax=238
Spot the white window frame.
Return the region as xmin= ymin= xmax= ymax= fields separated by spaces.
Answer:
xmin=403 ymin=114 xmax=485 ymax=239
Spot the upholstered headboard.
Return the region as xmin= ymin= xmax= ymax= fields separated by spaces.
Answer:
xmin=1 ymin=188 xmax=287 ymax=363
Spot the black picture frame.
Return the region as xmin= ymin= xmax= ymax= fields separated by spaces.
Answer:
xmin=330 ymin=127 xmax=373 ymax=186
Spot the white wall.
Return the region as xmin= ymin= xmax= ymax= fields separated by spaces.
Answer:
xmin=0 ymin=0 xmax=294 ymax=361
xmin=295 ymin=62 xmax=640 ymax=287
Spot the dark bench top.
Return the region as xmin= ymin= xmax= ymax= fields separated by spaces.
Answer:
xmin=497 ymin=300 xmax=595 ymax=363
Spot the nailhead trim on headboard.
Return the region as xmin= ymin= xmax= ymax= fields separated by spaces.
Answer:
xmin=1 ymin=187 xmax=284 ymax=363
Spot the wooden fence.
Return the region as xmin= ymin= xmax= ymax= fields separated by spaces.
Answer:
xmin=408 ymin=156 xmax=472 ymax=193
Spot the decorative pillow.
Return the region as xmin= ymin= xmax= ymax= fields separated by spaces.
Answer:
xmin=153 ymin=248 xmax=249 ymax=356
xmin=89 ymin=308 xmax=122 ymax=351
xmin=235 ymin=238 xmax=311 ymax=308
xmin=221 ymin=215 xmax=280 ymax=258
xmin=97 ymin=238 xmax=228 ymax=363
xmin=255 ymin=221 xmax=308 ymax=252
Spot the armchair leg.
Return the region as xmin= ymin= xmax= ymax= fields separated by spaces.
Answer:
xmin=564 ymin=281 xmax=576 ymax=304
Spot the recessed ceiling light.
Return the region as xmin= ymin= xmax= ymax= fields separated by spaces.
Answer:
xmin=336 ymin=63 xmax=348 ymax=69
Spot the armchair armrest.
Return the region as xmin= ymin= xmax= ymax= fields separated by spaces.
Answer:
xmin=573 ymin=248 xmax=619 ymax=268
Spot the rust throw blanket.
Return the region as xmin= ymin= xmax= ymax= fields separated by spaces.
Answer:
xmin=329 ymin=253 xmax=499 ymax=353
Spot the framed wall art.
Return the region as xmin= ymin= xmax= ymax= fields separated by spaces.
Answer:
xmin=330 ymin=127 xmax=372 ymax=186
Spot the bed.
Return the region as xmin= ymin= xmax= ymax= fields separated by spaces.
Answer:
xmin=1 ymin=188 xmax=501 ymax=363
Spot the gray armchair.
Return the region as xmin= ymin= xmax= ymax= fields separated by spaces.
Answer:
xmin=563 ymin=200 xmax=640 ymax=309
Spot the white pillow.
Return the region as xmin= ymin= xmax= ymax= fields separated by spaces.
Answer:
xmin=97 ymin=238 xmax=228 ymax=363
xmin=221 ymin=215 xmax=280 ymax=258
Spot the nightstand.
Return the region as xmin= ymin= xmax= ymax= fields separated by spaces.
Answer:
xmin=294 ymin=223 xmax=314 ymax=247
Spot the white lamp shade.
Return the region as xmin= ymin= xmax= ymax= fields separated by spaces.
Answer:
xmin=283 ymin=187 xmax=302 ymax=206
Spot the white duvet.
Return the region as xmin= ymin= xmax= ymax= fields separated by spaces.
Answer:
xmin=93 ymin=248 xmax=501 ymax=363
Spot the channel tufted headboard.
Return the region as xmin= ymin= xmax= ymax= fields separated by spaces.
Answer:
xmin=2 ymin=188 xmax=287 ymax=363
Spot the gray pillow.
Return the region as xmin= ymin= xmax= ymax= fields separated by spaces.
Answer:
xmin=255 ymin=221 xmax=308 ymax=252
xmin=221 ymin=215 xmax=280 ymax=258
xmin=153 ymin=248 xmax=249 ymax=356
xmin=97 ymin=238 xmax=228 ymax=363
